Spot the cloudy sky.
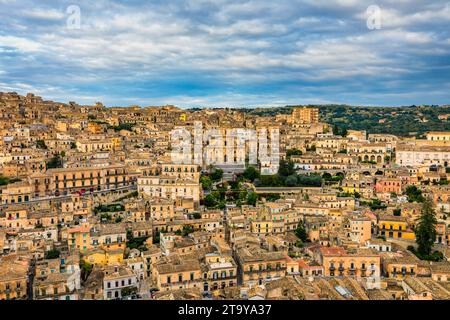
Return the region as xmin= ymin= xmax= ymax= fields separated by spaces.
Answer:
xmin=0 ymin=0 xmax=449 ymax=107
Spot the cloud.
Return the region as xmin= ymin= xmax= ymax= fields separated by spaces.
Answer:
xmin=0 ymin=36 xmax=42 ymax=52
xmin=23 ymin=8 xmax=66 ymax=21
xmin=0 ymin=0 xmax=448 ymax=107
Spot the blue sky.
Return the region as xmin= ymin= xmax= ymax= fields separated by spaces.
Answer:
xmin=0 ymin=0 xmax=449 ymax=108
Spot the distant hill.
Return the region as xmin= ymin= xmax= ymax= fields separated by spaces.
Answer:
xmin=233 ymin=104 xmax=450 ymax=137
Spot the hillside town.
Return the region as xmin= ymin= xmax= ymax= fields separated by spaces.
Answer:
xmin=1 ymin=91 xmax=450 ymax=301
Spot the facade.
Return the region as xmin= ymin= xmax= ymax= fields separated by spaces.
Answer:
xmin=291 ymin=107 xmax=319 ymax=124
xmin=319 ymin=247 xmax=381 ymax=278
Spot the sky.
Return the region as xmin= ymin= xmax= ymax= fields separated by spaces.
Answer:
xmin=0 ymin=0 xmax=449 ymax=108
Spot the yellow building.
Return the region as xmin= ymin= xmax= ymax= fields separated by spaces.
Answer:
xmin=68 ymin=225 xmax=92 ymax=252
xmin=0 ymin=255 xmax=30 ymax=300
xmin=341 ymin=179 xmax=360 ymax=194
xmin=291 ymin=107 xmax=319 ymax=124
xmin=236 ymin=247 xmax=287 ymax=286
xmin=83 ymin=248 xmax=124 ymax=266
xmin=378 ymin=215 xmax=415 ymax=240
xmin=0 ymin=181 xmax=32 ymax=205
xmin=87 ymin=122 xmax=104 ymax=134
xmin=251 ymin=220 xmax=273 ymax=236
xmin=384 ymin=256 xmax=418 ymax=279
xmin=111 ymin=137 xmax=121 ymax=150
xmin=154 ymin=254 xmax=202 ymax=291
xmin=203 ymin=253 xmax=237 ymax=291
xmin=319 ymin=247 xmax=381 ymax=278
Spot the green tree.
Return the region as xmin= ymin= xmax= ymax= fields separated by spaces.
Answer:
xmin=200 ymin=176 xmax=212 ymax=190
xmin=210 ymin=168 xmax=224 ymax=181
xmin=121 ymin=286 xmax=138 ymax=297
xmin=36 ymin=140 xmax=48 ymax=149
xmin=45 ymin=249 xmax=60 ymax=259
xmin=286 ymin=149 xmax=302 ymax=157
xmin=295 ymin=222 xmax=307 ymax=242
xmin=204 ymin=194 xmax=217 ymax=208
xmin=322 ymin=172 xmax=332 ymax=181
xmin=332 ymin=125 xmax=340 ymax=135
xmin=285 ymin=174 xmax=298 ymax=187
xmin=80 ymin=260 xmax=93 ymax=281
xmin=193 ymin=212 xmax=202 ymax=219
xmin=247 ymin=192 xmax=258 ymax=206
xmin=182 ymin=225 xmax=195 ymax=236
xmin=415 ymin=198 xmax=437 ymax=256
xmin=278 ymin=159 xmax=295 ymax=177
xmin=243 ymin=166 xmax=260 ymax=182
xmin=46 ymin=154 xmax=63 ymax=169
xmin=405 ymin=185 xmax=425 ymax=203
xmin=393 ymin=208 xmax=401 ymax=216
xmin=297 ymin=174 xmax=322 ymax=187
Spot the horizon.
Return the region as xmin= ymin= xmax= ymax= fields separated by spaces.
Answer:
xmin=1 ymin=90 xmax=449 ymax=110
xmin=0 ymin=1 xmax=450 ymax=107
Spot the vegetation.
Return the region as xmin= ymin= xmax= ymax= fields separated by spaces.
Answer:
xmin=45 ymin=249 xmax=60 ymax=259
xmin=243 ymin=166 xmax=260 ymax=182
xmin=0 ymin=176 xmax=21 ymax=186
xmin=295 ymin=221 xmax=308 ymax=245
xmin=80 ymin=260 xmax=93 ymax=281
xmin=332 ymin=124 xmax=348 ymax=137
xmin=286 ymin=148 xmax=302 ymax=157
xmin=210 ymin=168 xmax=224 ymax=181
xmin=246 ymin=192 xmax=258 ymax=206
xmin=322 ymin=172 xmax=344 ymax=182
xmin=200 ymin=175 xmax=213 ymax=190
xmin=203 ymin=179 xmax=255 ymax=208
xmin=36 ymin=140 xmax=48 ymax=149
xmin=126 ymin=230 xmax=148 ymax=251
xmin=337 ymin=191 xmax=359 ymax=198
xmin=94 ymin=204 xmax=125 ymax=214
xmin=175 ymin=225 xmax=195 ymax=236
xmin=108 ymin=123 xmax=135 ymax=132
xmin=360 ymin=199 xmax=387 ymax=211
xmin=100 ymin=213 xmax=112 ymax=222
xmin=414 ymin=198 xmax=438 ymax=258
xmin=393 ymin=209 xmax=402 ymax=216
xmin=235 ymin=104 xmax=450 ymax=137
xmin=254 ymin=160 xmax=323 ymax=188
xmin=204 ymin=194 xmax=218 ymax=208
xmin=121 ymin=286 xmax=138 ymax=298
xmin=46 ymin=154 xmax=63 ymax=169
xmin=192 ymin=212 xmax=202 ymax=219
xmin=405 ymin=185 xmax=425 ymax=203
